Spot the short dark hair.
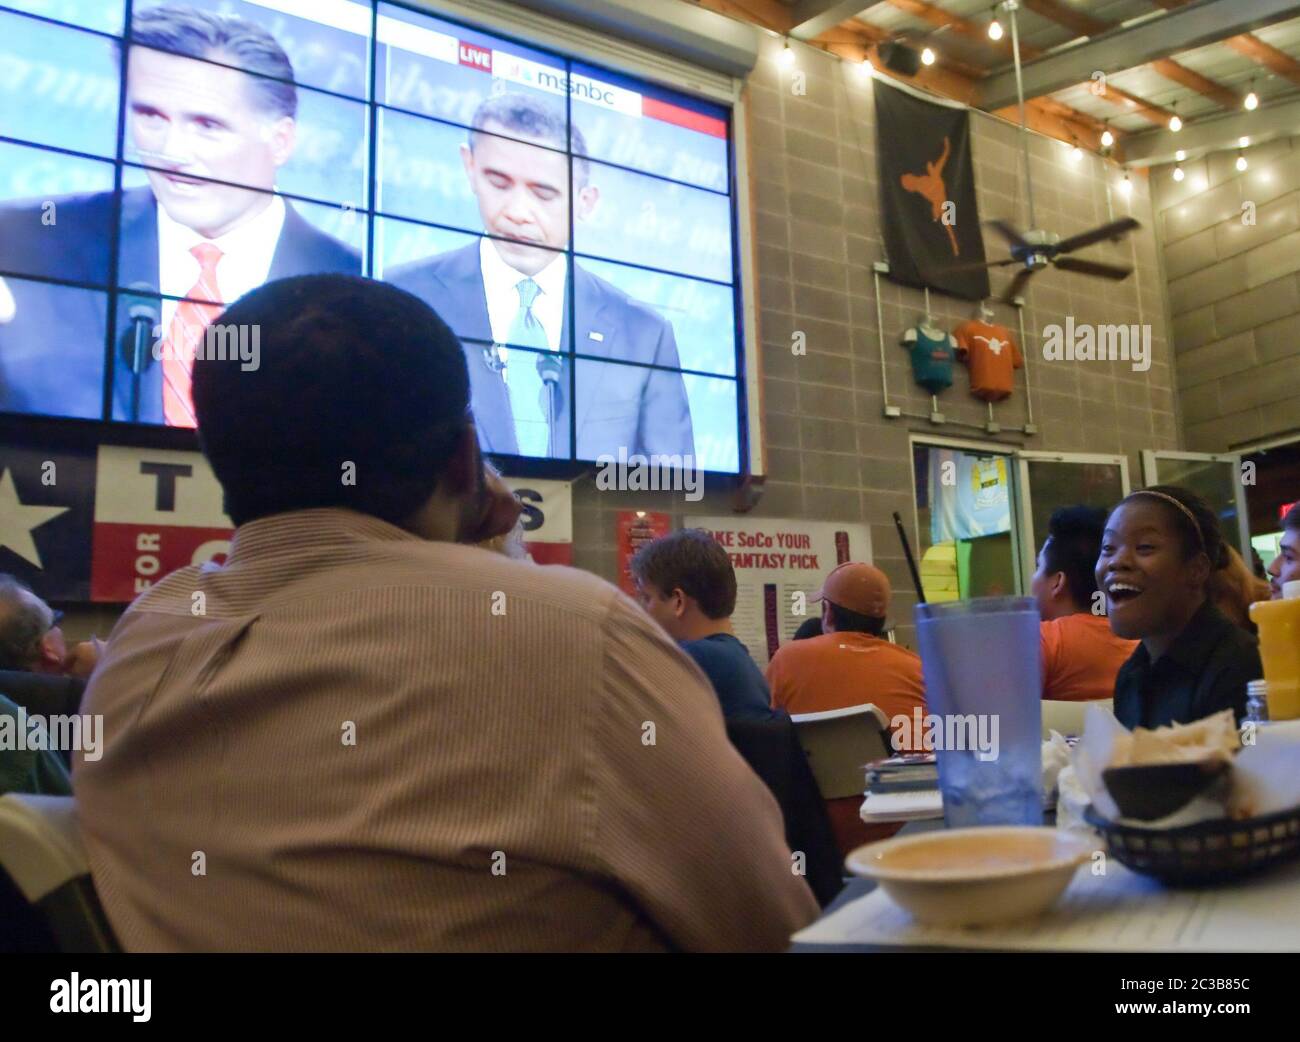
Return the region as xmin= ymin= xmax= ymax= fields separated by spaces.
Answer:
xmin=1283 ymin=501 xmax=1300 ymax=532
xmin=469 ymin=92 xmax=590 ymax=186
xmin=0 ymin=575 xmax=52 ymax=671
xmin=792 ymin=617 xmax=823 ymax=641
xmin=131 ymin=4 xmax=298 ymax=119
xmin=1119 ymin=485 xmax=1229 ymax=570
xmin=629 ymin=529 xmax=736 ymax=619
xmin=827 ymin=601 xmax=886 ymax=637
xmin=1041 ymin=505 xmax=1107 ymax=608
xmin=191 ymin=275 xmax=471 ymax=527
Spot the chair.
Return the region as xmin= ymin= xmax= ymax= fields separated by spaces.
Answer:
xmin=1042 ymin=698 xmax=1114 ymax=739
xmin=0 ymin=794 xmax=118 ymax=952
xmin=789 ymin=704 xmax=891 ymax=800
xmin=724 ymin=714 xmax=844 ymax=907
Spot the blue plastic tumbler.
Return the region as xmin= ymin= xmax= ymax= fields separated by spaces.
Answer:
xmin=914 ymin=596 xmax=1043 ymax=828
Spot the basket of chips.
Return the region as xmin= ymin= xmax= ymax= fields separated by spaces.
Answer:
xmin=1075 ymin=710 xmax=1300 ymax=885
xmin=1084 ymin=803 xmax=1300 ymax=885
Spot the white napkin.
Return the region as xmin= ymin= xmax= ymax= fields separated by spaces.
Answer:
xmin=1041 ymin=730 xmax=1071 ymax=802
xmin=1231 ymin=720 xmax=1300 ymax=818
xmin=1073 ymin=705 xmax=1126 ymax=821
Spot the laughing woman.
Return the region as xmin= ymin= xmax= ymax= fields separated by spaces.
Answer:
xmin=1096 ymin=486 xmax=1263 ymax=729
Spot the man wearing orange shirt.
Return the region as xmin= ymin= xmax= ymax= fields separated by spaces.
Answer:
xmin=1032 ymin=505 xmax=1137 ymax=701
xmin=766 ymin=562 xmax=926 ymax=854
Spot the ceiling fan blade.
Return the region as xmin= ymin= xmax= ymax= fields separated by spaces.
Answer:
xmin=1002 ymin=267 xmax=1034 ymax=304
xmin=1053 ymin=256 xmax=1133 ymax=280
xmin=986 ymin=219 xmax=1029 ymax=249
xmin=1055 ymin=217 xmax=1140 ymax=254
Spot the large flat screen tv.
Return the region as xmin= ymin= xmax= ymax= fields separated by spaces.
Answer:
xmin=0 ymin=0 xmax=745 ymax=473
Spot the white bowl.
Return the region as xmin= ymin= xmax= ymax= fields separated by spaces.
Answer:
xmin=845 ymin=826 xmax=1096 ymax=928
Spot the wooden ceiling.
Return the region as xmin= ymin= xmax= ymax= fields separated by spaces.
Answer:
xmin=686 ymin=1 xmax=1300 ymax=165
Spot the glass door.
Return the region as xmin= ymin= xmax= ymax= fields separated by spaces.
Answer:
xmin=911 ymin=437 xmax=1023 ymax=602
xmin=1140 ymin=451 xmax=1249 ymax=561
xmin=1015 ymin=452 xmax=1131 ymax=587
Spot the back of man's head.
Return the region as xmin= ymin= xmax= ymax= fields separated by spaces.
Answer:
xmin=1043 ymin=504 xmax=1107 ymax=609
xmin=825 ymin=602 xmax=886 ymax=637
xmin=630 ymin=528 xmax=737 ymax=619
xmin=1283 ymin=502 xmax=1300 ymax=533
xmin=0 ymin=575 xmax=52 ymax=672
xmin=191 ymin=275 xmax=471 ymax=527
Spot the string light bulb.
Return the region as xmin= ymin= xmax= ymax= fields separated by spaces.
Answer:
xmin=1173 ymin=165 xmax=1185 ymax=182
xmin=1101 ymin=128 xmax=1114 ymax=148
xmin=1119 ymin=172 xmax=1132 ymax=196
xmin=988 ymin=16 xmax=1004 ymax=41
xmin=921 ymin=46 xmax=936 ymax=66
xmin=1244 ymin=91 xmax=1259 ymax=111
xmin=1175 ymin=149 xmax=1186 ymax=162
xmin=1236 ymin=152 xmax=1248 ymax=172
xmin=1169 ymin=113 xmax=1182 ymax=132
xmin=780 ymin=39 xmax=795 ymax=65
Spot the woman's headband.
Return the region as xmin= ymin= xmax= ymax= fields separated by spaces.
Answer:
xmin=1124 ymin=489 xmax=1207 ymax=554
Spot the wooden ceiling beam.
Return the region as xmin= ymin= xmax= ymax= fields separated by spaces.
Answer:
xmin=1224 ymin=33 xmax=1300 ymax=90
xmin=1150 ymin=57 xmax=1242 ymax=109
xmin=1032 ymin=0 xmax=1242 ymax=113
xmin=687 ymin=0 xmax=1124 ymax=154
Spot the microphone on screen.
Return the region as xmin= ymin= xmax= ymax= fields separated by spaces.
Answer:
xmin=537 ymin=352 xmax=564 ymax=458
xmin=119 ymin=284 xmax=160 ymax=375
xmin=118 ymin=284 xmax=161 ymax=424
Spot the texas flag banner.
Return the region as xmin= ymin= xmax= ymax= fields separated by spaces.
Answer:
xmin=0 ymin=442 xmax=96 ymax=601
xmin=875 ymin=81 xmax=990 ymax=301
xmin=89 ymin=446 xmax=233 ymax=602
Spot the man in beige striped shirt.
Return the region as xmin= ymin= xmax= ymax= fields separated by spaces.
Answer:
xmin=74 ymin=275 xmax=818 ymax=952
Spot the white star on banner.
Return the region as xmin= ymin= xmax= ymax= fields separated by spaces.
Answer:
xmin=0 ymin=468 xmax=68 ymax=569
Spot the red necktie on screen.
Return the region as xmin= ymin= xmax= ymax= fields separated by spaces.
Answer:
xmin=163 ymin=243 xmax=224 ymax=428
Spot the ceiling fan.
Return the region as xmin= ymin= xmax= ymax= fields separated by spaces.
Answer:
xmin=943 ymin=1 xmax=1140 ymax=304
xmin=971 ymin=217 xmax=1140 ymax=303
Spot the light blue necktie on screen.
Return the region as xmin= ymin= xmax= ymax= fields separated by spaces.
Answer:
xmin=504 ymin=278 xmax=551 ymax=457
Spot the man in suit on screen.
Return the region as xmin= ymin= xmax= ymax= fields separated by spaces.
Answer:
xmin=389 ymin=92 xmax=694 ymax=462
xmin=0 ymin=4 xmax=359 ymax=426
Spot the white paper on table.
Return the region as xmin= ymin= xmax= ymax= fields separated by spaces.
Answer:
xmin=859 ymin=790 xmax=944 ymax=821
xmin=794 ymin=858 xmax=1300 ymax=951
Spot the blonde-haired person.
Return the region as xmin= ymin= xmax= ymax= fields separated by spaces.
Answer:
xmin=1209 ymin=545 xmax=1271 ymax=633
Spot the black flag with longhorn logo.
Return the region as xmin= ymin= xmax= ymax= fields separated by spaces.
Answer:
xmin=875 ymin=81 xmax=990 ymax=300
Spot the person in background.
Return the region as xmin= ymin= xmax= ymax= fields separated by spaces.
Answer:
xmin=1268 ymin=501 xmax=1300 ymax=599
xmin=1030 ymin=506 xmax=1137 ymax=701
xmin=1098 ymin=486 xmax=1262 ymax=729
xmin=76 ymin=275 xmax=816 ymax=953
xmin=0 ymin=577 xmax=80 ymax=799
xmin=1209 ymin=545 xmax=1271 ymax=633
xmin=0 ymin=575 xmax=101 ymax=679
xmin=765 ymin=562 xmax=926 ymax=855
xmin=630 ymin=529 xmax=777 ymax=722
xmin=0 ymin=693 xmax=72 ymax=798
xmin=791 ymin=617 xmax=823 ymax=641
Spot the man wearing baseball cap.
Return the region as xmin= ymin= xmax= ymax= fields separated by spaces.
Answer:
xmin=765 ymin=562 xmax=926 ymax=854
